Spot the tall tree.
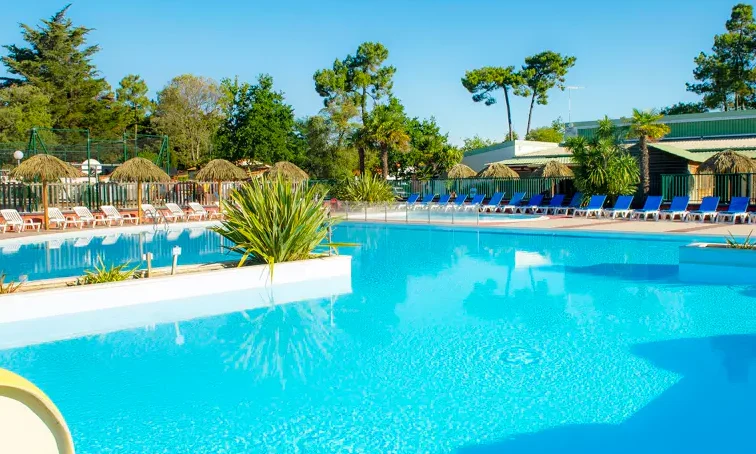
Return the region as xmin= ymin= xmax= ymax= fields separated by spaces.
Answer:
xmin=116 ymin=75 xmax=153 ymax=138
xmin=215 ymin=74 xmax=301 ymax=165
xmin=687 ymin=4 xmax=756 ymax=110
xmin=152 ymin=74 xmax=222 ymax=168
xmin=461 ymin=66 xmax=524 ymax=141
xmin=520 ymin=51 xmax=576 ymax=135
xmin=314 ymin=42 xmax=395 ymax=174
xmin=357 ymin=97 xmax=410 ymax=179
xmin=626 ymin=109 xmax=670 ymax=195
xmin=393 ymin=116 xmax=462 ymax=179
xmin=1 ymin=5 xmax=111 ymax=132
xmin=0 ymin=85 xmax=52 ymax=143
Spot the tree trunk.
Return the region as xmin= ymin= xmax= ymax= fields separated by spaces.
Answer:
xmin=503 ymin=87 xmax=514 ymax=141
xmin=381 ymin=148 xmax=389 ymax=180
xmin=526 ymin=93 xmax=536 ymax=136
xmin=358 ymin=147 xmax=366 ymax=176
xmin=640 ymin=135 xmax=650 ymax=195
xmin=42 ymin=181 xmax=49 ymax=230
xmin=137 ymin=180 xmax=143 ymax=219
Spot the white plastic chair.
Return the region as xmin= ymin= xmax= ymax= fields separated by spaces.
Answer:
xmin=47 ymin=208 xmax=83 ymax=229
xmin=141 ymin=204 xmax=179 ymax=223
xmin=188 ymin=202 xmax=221 ymax=219
xmin=0 ymin=209 xmax=41 ymax=232
xmin=73 ymin=206 xmax=111 ymax=227
xmin=101 ymin=205 xmax=139 ymax=225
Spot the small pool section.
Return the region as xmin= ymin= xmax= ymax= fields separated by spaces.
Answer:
xmin=0 ymin=227 xmax=237 ymax=281
xmin=1 ymin=224 xmax=755 ymax=453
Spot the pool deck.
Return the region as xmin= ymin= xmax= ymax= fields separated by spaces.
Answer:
xmin=0 ymin=214 xmax=752 ymax=240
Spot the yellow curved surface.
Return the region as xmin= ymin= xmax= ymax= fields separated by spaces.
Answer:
xmin=0 ymin=368 xmax=74 ymax=454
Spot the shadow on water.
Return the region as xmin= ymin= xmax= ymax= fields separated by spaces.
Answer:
xmin=552 ymin=263 xmax=680 ymax=282
xmin=457 ymin=334 xmax=756 ymax=454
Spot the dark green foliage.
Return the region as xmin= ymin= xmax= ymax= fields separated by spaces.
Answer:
xmin=568 ymin=117 xmax=639 ymax=198
xmin=296 ymin=115 xmax=356 ymax=179
xmin=520 ymin=51 xmax=577 ymax=134
xmin=659 ymin=102 xmax=708 ymax=115
xmin=215 ymin=74 xmax=302 ymax=166
xmin=461 ymin=66 xmax=525 ymax=140
xmin=334 ymin=173 xmax=397 ymax=202
xmin=392 ymin=116 xmax=462 ymax=179
xmin=75 ymin=256 xmax=137 ymax=285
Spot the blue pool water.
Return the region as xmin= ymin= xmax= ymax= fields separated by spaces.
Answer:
xmin=0 ymin=227 xmax=237 ymax=281
xmin=2 ymin=223 xmax=756 ymax=453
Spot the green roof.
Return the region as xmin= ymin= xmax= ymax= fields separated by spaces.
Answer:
xmin=648 ymin=143 xmax=756 ymax=162
xmin=497 ymin=155 xmax=574 ymax=166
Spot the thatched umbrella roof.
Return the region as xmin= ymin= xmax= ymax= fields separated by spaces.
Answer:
xmin=110 ymin=157 xmax=170 ymax=182
xmin=477 ymin=162 xmax=520 ymax=178
xmin=11 ymin=154 xmax=81 ymax=182
xmin=697 ymin=150 xmax=756 ymax=174
xmin=532 ymin=160 xmax=574 ymax=178
xmin=266 ymin=161 xmax=309 ymax=181
xmin=446 ymin=163 xmax=477 ymax=179
xmin=196 ymin=159 xmax=248 ymax=181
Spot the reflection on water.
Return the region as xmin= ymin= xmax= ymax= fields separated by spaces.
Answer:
xmin=222 ymin=297 xmax=338 ymax=388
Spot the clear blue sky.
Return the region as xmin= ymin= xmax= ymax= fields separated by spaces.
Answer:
xmin=0 ymin=0 xmax=735 ymax=144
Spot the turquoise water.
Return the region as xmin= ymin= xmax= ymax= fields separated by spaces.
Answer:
xmin=1 ymin=223 xmax=756 ymax=453
xmin=0 ymin=227 xmax=235 ymax=281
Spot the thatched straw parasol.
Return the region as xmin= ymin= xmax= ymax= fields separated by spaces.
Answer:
xmin=110 ymin=157 xmax=170 ymax=219
xmin=476 ymin=162 xmax=520 ymax=178
xmin=266 ymin=161 xmax=309 ymax=182
xmin=697 ymin=150 xmax=756 ymax=174
xmin=11 ymin=154 xmax=81 ymax=230
xmin=196 ymin=159 xmax=248 ymax=201
xmin=446 ymin=163 xmax=477 ymax=179
xmin=532 ymin=160 xmax=574 ymax=178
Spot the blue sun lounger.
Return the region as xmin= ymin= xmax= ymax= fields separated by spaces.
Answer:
xmin=460 ymin=193 xmax=486 ymax=211
xmin=687 ymin=196 xmax=720 ymax=222
xmin=573 ymin=195 xmax=607 ymax=218
xmin=500 ymin=192 xmax=526 ymax=213
xmin=481 ymin=192 xmax=505 ymax=212
xmin=396 ymin=193 xmax=420 ymax=209
xmin=629 ymin=195 xmax=664 ymax=220
xmin=533 ymin=194 xmax=565 ymax=214
xmin=601 ymin=195 xmax=634 ymax=219
xmin=658 ymin=196 xmax=690 ymax=221
xmin=717 ymin=196 xmax=750 ymax=223
xmin=516 ymin=194 xmax=544 ymax=214
xmin=445 ymin=194 xmax=468 ymax=211
xmin=553 ymin=192 xmax=584 ymax=215
xmin=430 ymin=194 xmax=451 ymax=210
xmin=411 ymin=193 xmax=437 ymax=210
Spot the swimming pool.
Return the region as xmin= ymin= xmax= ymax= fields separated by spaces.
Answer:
xmin=1 ymin=223 xmax=755 ymax=453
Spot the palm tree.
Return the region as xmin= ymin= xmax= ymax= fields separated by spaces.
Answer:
xmin=362 ymin=98 xmax=411 ymax=180
xmin=109 ymin=157 xmax=170 ymax=219
xmin=627 ymin=109 xmax=670 ymax=194
xmin=11 ymin=154 xmax=81 ymax=230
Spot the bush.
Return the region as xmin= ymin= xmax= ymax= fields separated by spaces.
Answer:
xmin=333 ymin=173 xmax=397 ymax=202
xmin=211 ymin=176 xmax=341 ymax=268
xmin=0 ymin=273 xmax=22 ymax=294
xmin=75 ymin=256 xmax=137 ymax=285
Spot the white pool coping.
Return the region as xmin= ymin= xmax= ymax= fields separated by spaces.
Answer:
xmin=0 ymin=256 xmax=352 ymax=349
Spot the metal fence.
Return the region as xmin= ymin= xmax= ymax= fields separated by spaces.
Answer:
xmin=660 ymin=173 xmax=756 ymax=204
xmin=0 ymin=181 xmax=244 ymax=212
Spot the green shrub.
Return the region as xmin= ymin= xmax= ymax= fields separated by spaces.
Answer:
xmin=725 ymin=231 xmax=756 ymax=249
xmin=0 ymin=273 xmax=22 ymax=294
xmin=75 ymin=256 xmax=137 ymax=285
xmin=211 ymin=176 xmax=342 ymax=268
xmin=334 ymin=173 xmax=397 ymax=202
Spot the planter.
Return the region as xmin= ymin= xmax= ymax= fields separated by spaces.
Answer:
xmin=679 ymin=243 xmax=756 ymax=285
xmin=0 ymin=256 xmax=352 ymax=349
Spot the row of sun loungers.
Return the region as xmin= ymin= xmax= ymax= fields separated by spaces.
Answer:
xmin=397 ymin=192 xmax=755 ymax=223
xmin=0 ymin=202 xmax=221 ymax=232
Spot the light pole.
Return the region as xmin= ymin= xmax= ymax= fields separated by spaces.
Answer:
xmin=13 ymin=150 xmax=23 ymax=166
xmin=566 ymin=86 xmax=584 ymax=124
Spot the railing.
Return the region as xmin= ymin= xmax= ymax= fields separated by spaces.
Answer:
xmin=0 ymin=181 xmax=244 ymax=212
xmin=660 ymin=173 xmax=756 ymax=204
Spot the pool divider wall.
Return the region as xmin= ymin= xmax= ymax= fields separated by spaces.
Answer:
xmin=679 ymin=243 xmax=756 ymax=285
xmin=0 ymin=256 xmax=352 ymax=348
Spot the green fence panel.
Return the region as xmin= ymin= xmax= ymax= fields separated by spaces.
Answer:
xmin=661 ymin=173 xmax=756 ymax=204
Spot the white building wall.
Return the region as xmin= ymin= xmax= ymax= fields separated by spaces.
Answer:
xmin=462 ymin=141 xmax=561 ymax=172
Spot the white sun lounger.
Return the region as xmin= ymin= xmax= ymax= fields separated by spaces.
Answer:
xmin=167 ymin=203 xmax=203 ymax=221
xmin=73 ymin=206 xmax=111 ymax=227
xmin=188 ymin=202 xmax=221 ymax=220
xmin=142 ymin=204 xmax=180 ymax=223
xmin=0 ymin=209 xmax=41 ymax=232
xmin=101 ymin=205 xmax=139 ymax=225
xmin=48 ymin=207 xmax=84 ymax=229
